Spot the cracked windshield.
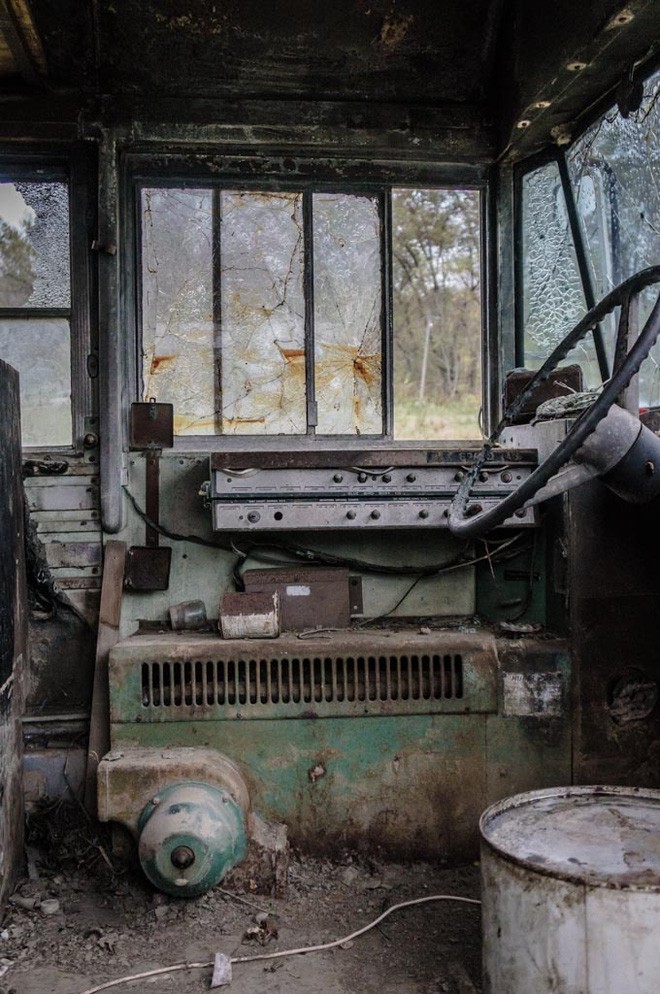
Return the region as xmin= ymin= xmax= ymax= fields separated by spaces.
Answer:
xmin=523 ymin=67 xmax=660 ymax=404
xmin=141 ymin=186 xmax=481 ymax=439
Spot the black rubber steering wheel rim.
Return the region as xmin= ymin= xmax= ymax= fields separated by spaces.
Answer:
xmin=448 ymin=266 xmax=660 ymax=540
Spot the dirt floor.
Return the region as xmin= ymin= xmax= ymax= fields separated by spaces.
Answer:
xmin=1 ymin=805 xmax=482 ymax=994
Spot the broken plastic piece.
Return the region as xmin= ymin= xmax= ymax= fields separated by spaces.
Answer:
xmin=211 ymin=952 xmax=233 ymax=988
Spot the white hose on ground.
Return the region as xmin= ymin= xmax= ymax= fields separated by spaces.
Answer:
xmin=75 ymin=893 xmax=481 ymax=994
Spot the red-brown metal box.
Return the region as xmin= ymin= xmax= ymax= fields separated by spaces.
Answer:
xmin=242 ymin=567 xmax=350 ymax=632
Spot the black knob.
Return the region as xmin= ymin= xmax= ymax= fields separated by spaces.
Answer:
xmin=171 ymin=845 xmax=195 ymax=869
xmin=370 ymin=510 xmax=381 ymax=520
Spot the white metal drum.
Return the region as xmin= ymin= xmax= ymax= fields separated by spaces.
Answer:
xmin=481 ymin=786 xmax=660 ymax=994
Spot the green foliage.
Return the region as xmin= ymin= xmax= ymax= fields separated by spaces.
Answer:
xmin=0 ymin=216 xmax=36 ymax=306
xmin=392 ymin=189 xmax=481 ymax=412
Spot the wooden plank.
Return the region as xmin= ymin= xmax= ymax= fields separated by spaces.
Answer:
xmin=26 ymin=484 xmax=97 ymax=513
xmin=45 ymin=541 xmax=102 ymax=569
xmin=83 ymin=541 xmax=126 ymax=817
xmin=33 ymin=512 xmax=101 ymax=532
xmin=56 ymin=578 xmax=102 ymax=590
xmin=49 ymin=566 xmax=101 ymax=580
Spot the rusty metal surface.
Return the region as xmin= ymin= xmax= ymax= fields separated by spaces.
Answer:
xmin=97 ymin=747 xmax=249 ymax=834
xmin=568 ymin=481 xmax=660 ymax=787
xmin=243 ymin=567 xmax=350 ymax=632
xmin=106 ymin=629 xmax=572 ymax=861
xmin=481 ymin=785 xmax=660 ymax=890
xmin=219 ymin=592 xmax=279 ymax=640
xmin=210 ymin=446 xmax=537 ymax=471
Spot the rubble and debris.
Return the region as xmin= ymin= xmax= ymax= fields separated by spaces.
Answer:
xmin=3 ymin=803 xmax=482 ymax=993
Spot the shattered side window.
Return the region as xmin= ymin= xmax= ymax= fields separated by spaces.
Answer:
xmin=0 ymin=180 xmax=72 ymax=446
xmin=142 ymin=189 xmax=306 ymax=435
xmin=221 ymin=192 xmax=306 ymax=435
xmin=141 ymin=188 xmax=216 ymax=434
xmin=313 ymin=193 xmax=382 ymax=435
xmin=521 ymin=162 xmax=601 ymax=386
xmin=567 ymin=68 xmax=660 ymax=407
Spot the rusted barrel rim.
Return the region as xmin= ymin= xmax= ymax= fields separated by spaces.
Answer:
xmin=480 ymin=785 xmax=660 ymax=892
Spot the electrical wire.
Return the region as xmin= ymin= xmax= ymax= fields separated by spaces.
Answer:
xmin=75 ymin=892 xmax=481 ymax=994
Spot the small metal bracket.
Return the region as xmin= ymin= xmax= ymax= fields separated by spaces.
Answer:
xmin=349 ymin=575 xmax=364 ymax=616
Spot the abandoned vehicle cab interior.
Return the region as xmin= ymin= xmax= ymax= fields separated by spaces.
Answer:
xmin=2 ymin=1 xmax=660 ymax=991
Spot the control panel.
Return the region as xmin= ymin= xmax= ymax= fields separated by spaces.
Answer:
xmin=207 ymin=448 xmax=538 ymax=531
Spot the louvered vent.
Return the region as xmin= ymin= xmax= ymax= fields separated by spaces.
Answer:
xmin=139 ymin=653 xmax=464 ymax=719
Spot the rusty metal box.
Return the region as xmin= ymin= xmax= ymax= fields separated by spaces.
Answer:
xmin=243 ymin=567 xmax=350 ymax=632
xmin=219 ymin=591 xmax=279 ymax=639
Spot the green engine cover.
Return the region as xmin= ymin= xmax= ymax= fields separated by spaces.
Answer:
xmin=137 ymin=781 xmax=247 ymax=897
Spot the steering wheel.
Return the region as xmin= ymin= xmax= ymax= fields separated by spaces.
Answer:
xmin=448 ymin=266 xmax=660 ymax=540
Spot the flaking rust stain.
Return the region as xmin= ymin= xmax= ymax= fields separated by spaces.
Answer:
xmin=353 ymin=353 xmax=379 ymax=384
xmin=279 ymin=347 xmax=305 ymax=363
xmin=223 ymin=416 xmax=266 ymax=428
xmin=378 ymin=13 xmax=414 ymax=49
xmin=317 ymin=343 xmax=381 ymax=382
xmin=149 ymin=355 xmax=177 ymax=376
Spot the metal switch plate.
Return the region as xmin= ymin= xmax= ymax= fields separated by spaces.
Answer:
xmin=124 ymin=546 xmax=172 ymax=591
xmin=130 ymin=401 xmax=174 ymax=450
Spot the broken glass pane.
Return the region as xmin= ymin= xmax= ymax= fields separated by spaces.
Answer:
xmin=0 ymin=318 xmax=71 ymax=446
xmin=141 ymin=188 xmax=216 ymax=434
xmin=313 ymin=193 xmax=382 ymax=435
xmin=0 ymin=181 xmax=70 ymax=308
xmin=392 ymin=188 xmax=482 ymax=440
xmin=220 ymin=191 xmax=306 ymax=434
xmin=568 ymin=68 xmax=660 ymax=406
xmin=521 ymin=162 xmax=600 ymax=386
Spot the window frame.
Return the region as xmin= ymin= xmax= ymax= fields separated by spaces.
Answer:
xmin=0 ymin=147 xmax=96 ymax=453
xmin=125 ymin=153 xmax=489 ymax=451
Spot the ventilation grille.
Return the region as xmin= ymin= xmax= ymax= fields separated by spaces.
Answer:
xmin=139 ymin=653 xmax=464 ymax=719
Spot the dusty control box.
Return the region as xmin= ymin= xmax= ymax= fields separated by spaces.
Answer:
xmin=207 ymin=448 xmax=538 ymax=531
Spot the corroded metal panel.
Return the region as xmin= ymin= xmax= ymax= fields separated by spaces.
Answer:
xmin=109 ymin=630 xmax=498 ymax=723
xmin=111 ymin=713 xmax=488 ymax=861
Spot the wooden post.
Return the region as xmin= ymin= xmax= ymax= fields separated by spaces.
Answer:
xmin=83 ymin=540 xmax=126 ymax=817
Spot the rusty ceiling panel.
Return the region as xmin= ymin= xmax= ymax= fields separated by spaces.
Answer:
xmin=0 ymin=0 xmax=46 ymax=82
xmin=94 ymin=0 xmax=497 ymax=103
